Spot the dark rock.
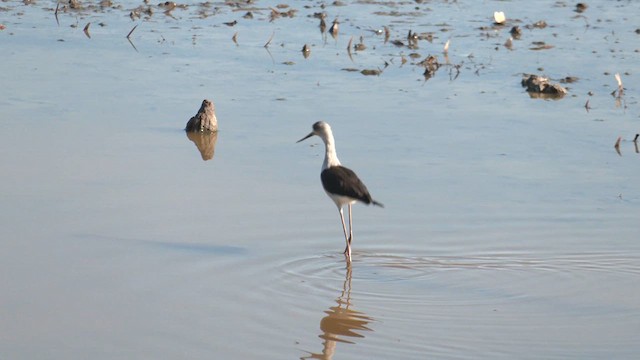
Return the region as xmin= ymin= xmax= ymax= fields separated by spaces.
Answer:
xmin=417 ymin=55 xmax=440 ymax=72
xmin=185 ymin=99 xmax=218 ymax=132
xmin=576 ymin=3 xmax=588 ymax=13
xmin=521 ymin=74 xmax=567 ymax=98
xmin=530 ymin=20 xmax=547 ymax=29
xmin=559 ymin=76 xmax=579 ymax=83
xmin=510 ymin=26 xmax=522 ymax=39
xmin=361 ymin=69 xmax=382 ymax=76
xmin=302 ymin=44 xmax=311 ymax=58
xmin=69 ymin=0 xmax=82 ymax=9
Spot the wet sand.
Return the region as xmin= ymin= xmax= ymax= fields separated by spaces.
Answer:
xmin=1 ymin=1 xmax=639 ymax=359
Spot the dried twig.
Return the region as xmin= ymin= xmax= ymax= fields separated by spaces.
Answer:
xmin=126 ymin=25 xmax=139 ymax=52
xmin=614 ymin=73 xmax=624 ymax=97
xmin=263 ymin=31 xmax=274 ymax=48
xmin=126 ymin=24 xmax=138 ymax=39
xmin=127 ymin=38 xmax=138 ymax=52
xmin=54 ymin=2 xmax=60 ymax=26
xmin=83 ymin=22 xmax=91 ymax=38
xmin=264 ymin=46 xmax=275 ymax=63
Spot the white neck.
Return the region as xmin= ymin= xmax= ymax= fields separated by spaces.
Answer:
xmin=321 ymin=128 xmax=341 ymax=170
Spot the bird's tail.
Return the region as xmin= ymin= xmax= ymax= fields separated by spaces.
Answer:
xmin=372 ymin=200 xmax=384 ymax=208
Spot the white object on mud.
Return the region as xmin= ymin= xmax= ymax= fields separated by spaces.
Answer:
xmin=494 ymin=11 xmax=506 ymax=24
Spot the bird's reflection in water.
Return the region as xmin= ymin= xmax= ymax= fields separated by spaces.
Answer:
xmin=186 ymin=130 xmax=218 ymax=161
xmin=301 ymin=265 xmax=374 ymax=360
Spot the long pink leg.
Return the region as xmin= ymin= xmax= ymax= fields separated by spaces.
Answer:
xmin=348 ymin=203 xmax=353 ymax=246
xmin=338 ymin=208 xmax=351 ymax=262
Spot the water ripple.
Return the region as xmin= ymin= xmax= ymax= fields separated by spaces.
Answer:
xmin=267 ymin=250 xmax=640 ymax=359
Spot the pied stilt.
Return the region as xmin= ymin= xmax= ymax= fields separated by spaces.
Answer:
xmin=297 ymin=121 xmax=383 ymax=262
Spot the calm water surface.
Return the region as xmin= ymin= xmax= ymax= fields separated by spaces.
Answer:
xmin=1 ymin=0 xmax=639 ymax=359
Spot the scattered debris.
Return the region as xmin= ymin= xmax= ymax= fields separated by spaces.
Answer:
xmin=614 ymin=73 xmax=624 ymax=97
xmin=126 ymin=24 xmax=138 ymax=39
xmin=126 ymin=24 xmax=139 ymax=51
xmin=302 ymin=44 xmax=310 ymax=58
xmin=354 ymin=36 xmax=366 ymax=51
xmin=529 ymin=41 xmax=554 ymax=50
xmin=54 ymin=2 xmax=60 ymax=26
xmin=417 ymin=55 xmax=441 ymax=80
xmin=69 ymin=0 xmax=82 ymax=10
xmin=521 ymin=74 xmax=567 ymax=98
xmin=160 ymin=2 xmax=177 ymax=12
xmin=407 ymin=29 xmax=418 ymax=48
xmin=504 ymin=37 xmax=513 ymax=50
xmin=83 ymin=22 xmax=91 ymax=38
xmin=575 ymin=3 xmax=588 ymax=13
xmin=329 ymin=18 xmax=339 ymax=38
xmin=615 ymin=135 xmax=640 ymax=156
xmin=264 ymin=31 xmax=275 ymax=48
xmin=269 ymin=7 xmax=296 ymax=21
xmin=186 ymin=99 xmax=218 ymax=132
xmin=559 ymin=76 xmax=579 ymax=83
xmin=361 ymin=69 xmax=382 ymax=76
xmin=527 ymin=20 xmax=547 ymax=29
xmin=510 ymin=26 xmax=522 ymax=39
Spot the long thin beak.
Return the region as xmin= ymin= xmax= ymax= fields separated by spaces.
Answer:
xmin=296 ymin=132 xmax=314 ymax=143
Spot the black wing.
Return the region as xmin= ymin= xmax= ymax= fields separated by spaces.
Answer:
xmin=321 ymin=166 xmax=375 ymax=204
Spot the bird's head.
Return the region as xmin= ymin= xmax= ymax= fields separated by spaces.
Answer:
xmin=297 ymin=121 xmax=332 ymax=143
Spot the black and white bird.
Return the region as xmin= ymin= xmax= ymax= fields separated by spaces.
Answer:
xmin=297 ymin=121 xmax=383 ymax=262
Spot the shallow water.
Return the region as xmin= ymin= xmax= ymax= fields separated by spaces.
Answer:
xmin=1 ymin=0 xmax=639 ymax=359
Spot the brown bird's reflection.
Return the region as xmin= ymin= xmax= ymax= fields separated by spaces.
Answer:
xmin=186 ymin=130 xmax=218 ymax=161
xmin=301 ymin=265 xmax=374 ymax=360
